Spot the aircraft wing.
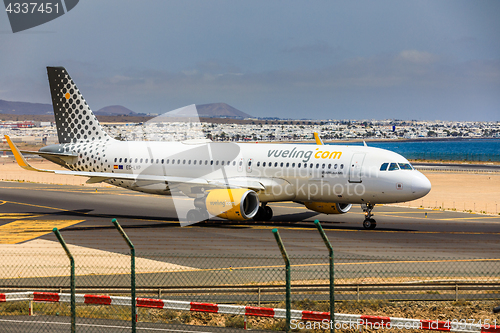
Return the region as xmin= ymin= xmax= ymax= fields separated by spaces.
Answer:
xmin=4 ymin=135 xmax=265 ymax=191
xmin=313 ymin=132 xmax=324 ymax=145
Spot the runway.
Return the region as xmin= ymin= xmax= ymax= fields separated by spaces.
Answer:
xmin=0 ymin=181 xmax=499 ymax=259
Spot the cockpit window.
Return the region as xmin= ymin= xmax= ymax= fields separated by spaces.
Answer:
xmin=398 ymin=163 xmax=413 ymax=170
xmin=380 ymin=163 xmax=389 ymax=171
xmin=388 ymin=162 xmax=399 ymax=171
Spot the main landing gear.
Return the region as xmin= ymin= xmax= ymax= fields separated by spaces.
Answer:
xmin=186 ymin=208 xmax=209 ymax=222
xmin=361 ymin=203 xmax=376 ymax=230
xmin=253 ymin=203 xmax=273 ymax=221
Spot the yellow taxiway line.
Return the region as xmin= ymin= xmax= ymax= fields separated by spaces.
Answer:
xmin=0 ymin=219 xmax=85 ymax=244
xmin=0 ymin=213 xmax=42 ymax=219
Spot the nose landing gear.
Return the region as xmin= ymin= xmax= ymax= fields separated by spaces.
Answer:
xmin=362 ymin=203 xmax=376 ymax=230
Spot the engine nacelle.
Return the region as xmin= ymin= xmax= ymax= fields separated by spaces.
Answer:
xmin=197 ymin=188 xmax=260 ymax=220
xmin=304 ymin=202 xmax=352 ymax=214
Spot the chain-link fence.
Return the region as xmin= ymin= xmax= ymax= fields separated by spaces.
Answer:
xmin=1 ymin=247 xmax=499 ymax=332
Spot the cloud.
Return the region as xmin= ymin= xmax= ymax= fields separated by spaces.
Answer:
xmin=281 ymin=41 xmax=335 ymax=55
xmin=396 ymin=50 xmax=439 ymax=64
xmin=109 ymin=75 xmax=135 ymax=84
xmin=1 ymin=51 xmax=498 ymax=121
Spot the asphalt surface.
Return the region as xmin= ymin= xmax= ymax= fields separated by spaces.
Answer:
xmin=1 ymin=181 xmax=499 ymax=332
xmin=0 ymin=181 xmax=499 ymax=259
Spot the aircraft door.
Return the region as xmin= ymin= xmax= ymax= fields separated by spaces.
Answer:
xmin=349 ymin=153 xmax=365 ymax=183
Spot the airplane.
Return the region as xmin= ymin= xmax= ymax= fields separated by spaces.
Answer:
xmin=4 ymin=67 xmax=431 ymax=229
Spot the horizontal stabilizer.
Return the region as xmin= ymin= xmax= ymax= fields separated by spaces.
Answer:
xmin=86 ymin=177 xmax=110 ymax=184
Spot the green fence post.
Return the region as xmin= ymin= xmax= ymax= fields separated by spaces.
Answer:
xmin=314 ymin=220 xmax=334 ymax=333
xmin=112 ymin=218 xmax=136 ymax=333
xmin=272 ymin=228 xmax=291 ymax=332
xmin=53 ymin=228 xmax=75 ymax=333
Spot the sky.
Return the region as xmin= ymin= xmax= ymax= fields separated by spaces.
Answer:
xmin=1 ymin=0 xmax=499 ymax=121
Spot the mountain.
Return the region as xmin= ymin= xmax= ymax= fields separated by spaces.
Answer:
xmin=0 ymin=99 xmax=252 ymax=119
xmin=196 ymin=103 xmax=251 ymax=118
xmin=0 ymin=99 xmax=52 ymax=115
xmin=95 ymin=105 xmax=136 ymax=116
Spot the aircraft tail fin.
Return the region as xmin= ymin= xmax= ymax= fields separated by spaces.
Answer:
xmin=47 ymin=67 xmax=111 ymax=144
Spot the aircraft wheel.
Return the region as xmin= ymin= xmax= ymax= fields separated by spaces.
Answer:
xmin=253 ymin=207 xmax=264 ymax=221
xmin=363 ymin=218 xmax=377 ymax=230
xmin=200 ymin=209 xmax=209 ymax=221
xmin=263 ymin=206 xmax=273 ymax=221
xmin=186 ymin=209 xmax=202 ymax=222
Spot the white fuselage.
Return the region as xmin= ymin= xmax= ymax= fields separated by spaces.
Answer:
xmin=57 ymin=139 xmax=431 ymax=205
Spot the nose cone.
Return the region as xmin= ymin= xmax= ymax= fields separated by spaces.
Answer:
xmin=412 ymin=172 xmax=431 ymax=198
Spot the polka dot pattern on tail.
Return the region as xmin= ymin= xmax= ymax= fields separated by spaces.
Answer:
xmin=47 ymin=67 xmax=111 ymax=144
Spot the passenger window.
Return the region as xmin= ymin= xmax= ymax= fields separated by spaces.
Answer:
xmin=239 ymin=161 xmax=243 ymax=166
xmin=286 ymin=162 xmax=289 ymax=167
xmin=216 ymin=161 xmax=219 ymax=165
xmin=322 ymin=164 xmax=325 ymax=169
xmin=114 ymin=158 xmax=117 ymax=162
xmin=316 ymin=163 xmax=319 ymax=168
xmin=292 ymin=163 xmax=295 ymax=167
xmin=380 ymin=163 xmax=389 ymax=171
xmin=248 ymin=161 xmax=252 ymax=166
xmin=135 ymin=158 xmax=138 ymax=163
xmin=183 ymin=160 xmax=186 ymax=164
xmin=398 ymin=163 xmax=413 ymax=170
xmin=298 ymin=163 xmax=301 ymax=168
xmin=188 ymin=160 xmax=191 ymax=165
xmin=161 ymin=159 xmax=164 ymax=164
xmin=340 ymin=164 xmax=344 ymax=169
xmin=227 ymin=161 xmax=230 ymax=165
xmin=119 ymin=158 xmax=122 ymax=163
xmin=205 ymin=160 xmax=208 ymax=165
xmin=172 ymin=159 xmax=175 ymax=164
xmin=257 ymin=162 xmax=260 ymax=167
xmin=199 ymin=160 xmax=202 ymax=165
xmin=177 ymin=159 xmax=180 ymax=164
xmin=193 ymin=160 xmax=197 ymax=165
xmin=388 ymin=162 xmax=399 ymax=171
xmin=166 ymin=159 xmax=169 ymax=164
xmin=221 ymin=161 xmax=225 ymax=166
xmin=263 ymin=162 xmax=266 ymax=167
xmin=328 ymin=164 xmax=331 ymax=169
xmin=210 ymin=160 xmax=214 ymax=165
xmin=280 ymin=162 xmax=284 ymax=167
xmin=310 ymin=163 xmax=313 ymax=168
xmin=232 ymin=161 xmax=236 ymax=166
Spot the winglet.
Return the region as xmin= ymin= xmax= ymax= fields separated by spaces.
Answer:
xmin=313 ymin=132 xmax=324 ymax=145
xmin=4 ymin=135 xmax=48 ymax=172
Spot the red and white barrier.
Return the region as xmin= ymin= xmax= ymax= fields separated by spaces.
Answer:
xmin=1 ymin=292 xmax=499 ymax=333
